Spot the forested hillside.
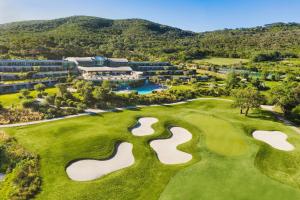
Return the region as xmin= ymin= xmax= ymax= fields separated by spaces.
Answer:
xmin=0 ymin=16 xmax=299 ymax=62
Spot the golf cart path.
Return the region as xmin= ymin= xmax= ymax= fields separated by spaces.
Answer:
xmin=261 ymin=105 xmax=300 ymax=135
xmin=0 ymin=98 xmax=231 ymax=128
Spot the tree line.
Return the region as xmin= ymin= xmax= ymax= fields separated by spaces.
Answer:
xmin=0 ymin=16 xmax=299 ymax=62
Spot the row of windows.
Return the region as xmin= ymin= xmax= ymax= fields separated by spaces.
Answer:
xmin=0 ymin=61 xmax=75 ymax=67
xmin=0 ymin=66 xmax=76 ymax=72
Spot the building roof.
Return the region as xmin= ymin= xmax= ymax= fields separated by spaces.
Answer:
xmin=108 ymin=58 xmax=128 ymax=63
xmin=0 ymin=59 xmax=65 ymax=63
xmin=78 ymin=66 xmax=133 ymax=72
xmin=65 ymin=57 xmax=95 ymax=64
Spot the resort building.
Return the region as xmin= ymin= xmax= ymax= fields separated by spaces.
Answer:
xmin=0 ymin=56 xmax=188 ymax=93
xmin=65 ymin=56 xmax=144 ymax=84
xmin=78 ymin=66 xmax=143 ymax=83
xmin=0 ymin=60 xmax=75 ymax=72
xmin=0 ymin=60 xmax=77 ymax=93
xmin=65 ymin=56 xmax=178 ymax=83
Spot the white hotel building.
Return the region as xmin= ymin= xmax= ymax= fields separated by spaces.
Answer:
xmin=65 ymin=56 xmax=144 ymax=83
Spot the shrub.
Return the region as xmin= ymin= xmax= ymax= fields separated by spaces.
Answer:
xmin=45 ymin=95 xmax=55 ymax=105
xmin=22 ymin=99 xmax=38 ymax=110
xmin=37 ymin=93 xmax=43 ymax=98
xmin=76 ymin=103 xmax=87 ymax=113
xmin=0 ymin=132 xmax=41 ymax=200
xmin=0 ymin=108 xmax=43 ymax=125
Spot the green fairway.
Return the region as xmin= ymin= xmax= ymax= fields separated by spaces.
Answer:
xmin=2 ymin=99 xmax=300 ymax=200
xmin=194 ymin=57 xmax=249 ymax=66
xmin=0 ymin=88 xmax=57 ymax=108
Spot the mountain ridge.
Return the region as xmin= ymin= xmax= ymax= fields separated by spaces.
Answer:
xmin=0 ymin=16 xmax=299 ymax=61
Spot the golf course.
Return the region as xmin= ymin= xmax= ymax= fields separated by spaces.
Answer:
xmin=2 ymin=99 xmax=300 ymax=200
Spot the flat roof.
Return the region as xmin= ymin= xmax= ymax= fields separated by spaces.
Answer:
xmin=65 ymin=57 xmax=95 ymax=62
xmin=0 ymin=59 xmax=66 ymax=62
xmin=78 ymin=66 xmax=133 ymax=72
xmin=108 ymin=58 xmax=128 ymax=63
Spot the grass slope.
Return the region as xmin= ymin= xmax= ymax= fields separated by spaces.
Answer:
xmin=2 ymin=100 xmax=300 ymax=200
xmin=0 ymin=88 xmax=57 ymax=108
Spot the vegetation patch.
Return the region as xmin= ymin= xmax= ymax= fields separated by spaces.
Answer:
xmin=0 ymin=132 xmax=41 ymax=200
xmin=194 ymin=57 xmax=249 ymax=66
xmin=0 ymin=108 xmax=43 ymax=125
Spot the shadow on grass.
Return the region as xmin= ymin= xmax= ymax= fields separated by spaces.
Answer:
xmin=126 ymin=107 xmax=141 ymax=111
xmin=65 ymin=140 xmax=123 ymax=170
xmin=247 ymin=110 xmax=279 ymax=123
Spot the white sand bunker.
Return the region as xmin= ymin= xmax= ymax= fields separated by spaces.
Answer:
xmin=66 ymin=142 xmax=134 ymax=181
xmin=150 ymin=127 xmax=193 ymax=164
xmin=131 ymin=117 xmax=158 ymax=136
xmin=0 ymin=173 xmax=4 ymax=181
xmin=253 ymin=131 xmax=295 ymax=151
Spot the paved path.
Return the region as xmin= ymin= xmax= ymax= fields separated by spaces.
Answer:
xmin=261 ymin=105 xmax=300 ymax=134
xmin=0 ymin=98 xmax=232 ymax=128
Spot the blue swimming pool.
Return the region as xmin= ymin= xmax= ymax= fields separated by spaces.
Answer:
xmin=132 ymin=83 xmax=162 ymax=95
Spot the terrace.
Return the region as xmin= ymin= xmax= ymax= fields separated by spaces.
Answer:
xmin=79 ymin=66 xmax=144 ymax=82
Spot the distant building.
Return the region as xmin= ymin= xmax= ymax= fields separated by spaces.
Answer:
xmin=65 ymin=56 xmax=143 ymax=83
xmin=65 ymin=56 xmax=179 ymax=84
xmin=0 ymin=56 xmax=178 ymax=93
xmin=0 ymin=60 xmax=76 ymax=93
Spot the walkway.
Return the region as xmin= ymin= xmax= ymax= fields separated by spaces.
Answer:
xmin=261 ymin=105 xmax=300 ymax=134
xmin=0 ymin=98 xmax=232 ymax=128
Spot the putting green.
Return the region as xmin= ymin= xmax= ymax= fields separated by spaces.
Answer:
xmin=2 ymin=99 xmax=300 ymax=200
xmin=159 ymin=153 xmax=300 ymax=200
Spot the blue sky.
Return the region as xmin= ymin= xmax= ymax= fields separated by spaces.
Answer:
xmin=0 ymin=0 xmax=299 ymax=32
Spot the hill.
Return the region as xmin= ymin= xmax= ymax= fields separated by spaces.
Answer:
xmin=0 ymin=16 xmax=299 ymax=62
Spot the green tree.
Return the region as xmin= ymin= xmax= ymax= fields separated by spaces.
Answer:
xmin=19 ymin=89 xmax=31 ymax=100
xmin=285 ymin=73 xmax=297 ymax=82
xmin=101 ymin=80 xmax=112 ymax=90
xmin=34 ymin=83 xmax=46 ymax=97
xmin=225 ymin=72 xmax=240 ymax=90
xmin=74 ymin=80 xmax=86 ymax=95
xmin=261 ymin=70 xmax=268 ymax=81
xmin=56 ymin=83 xmax=68 ymax=97
xmin=271 ymin=82 xmax=300 ymax=114
xmin=232 ymin=87 xmax=265 ymax=116
xmin=82 ymin=82 xmax=95 ymax=106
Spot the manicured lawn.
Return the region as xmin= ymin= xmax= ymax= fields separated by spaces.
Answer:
xmin=261 ymin=81 xmax=282 ymax=102
xmin=0 ymin=88 xmax=57 ymax=107
xmin=194 ymin=57 xmax=249 ymax=66
xmin=280 ymin=58 xmax=300 ymax=65
xmin=2 ymin=99 xmax=300 ymax=200
xmin=169 ymin=84 xmax=196 ymax=91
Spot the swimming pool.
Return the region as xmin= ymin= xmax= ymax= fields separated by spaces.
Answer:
xmin=132 ymin=83 xmax=162 ymax=95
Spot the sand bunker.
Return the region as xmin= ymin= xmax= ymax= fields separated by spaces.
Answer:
xmin=131 ymin=117 xmax=158 ymax=136
xmin=150 ymin=127 xmax=193 ymax=164
xmin=0 ymin=173 xmax=4 ymax=181
xmin=252 ymin=131 xmax=295 ymax=151
xmin=66 ymin=142 xmax=134 ymax=181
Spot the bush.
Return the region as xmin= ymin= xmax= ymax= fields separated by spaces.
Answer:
xmin=37 ymin=93 xmax=43 ymax=98
xmin=45 ymin=95 xmax=55 ymax=105
xmin=22 ymin=99 xmax=38 ymax=110
xmin=76 ymin=103 xmax=87 ymax=113
xmin=0 ymin=108 xmax=43 ymax=125
xmin=0 ymin=132 xmax=41 ymax=200
xmin=292 ymin=105 xmax=300 ymax=116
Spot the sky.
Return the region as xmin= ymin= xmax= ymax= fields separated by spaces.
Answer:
xmin=0 ymin=0 xmax=300 ymax=32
